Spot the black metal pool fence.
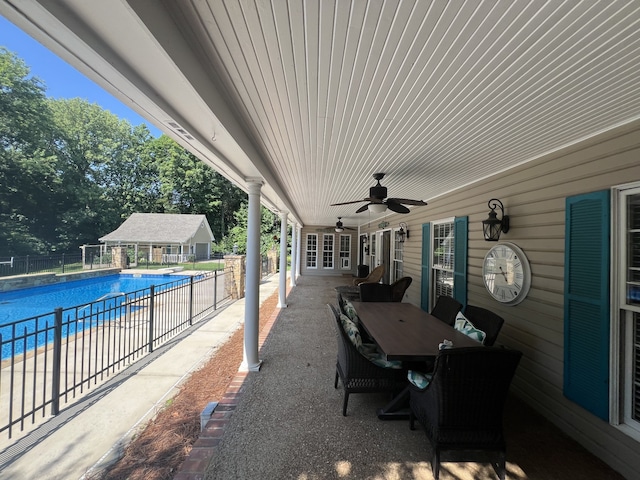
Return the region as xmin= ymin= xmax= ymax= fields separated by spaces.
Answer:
xmin=0 ymin=253 xmax=112 ymax=277
xmin=0 ymin=270 xmax=232 ymax=439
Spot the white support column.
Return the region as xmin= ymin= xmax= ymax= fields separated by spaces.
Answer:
xmin=295 ymin=225 xmax=302 ymax=279
xmin=277 ymin=211 xmax=288 ymax=308
xmin=241 ymin=180 xmax=263 ymax=372
xmin=289 ymin=223 xmax=297 ymax=287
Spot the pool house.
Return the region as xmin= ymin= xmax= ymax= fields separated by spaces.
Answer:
xmin=99 ymin=213 xmax=215 ymax=264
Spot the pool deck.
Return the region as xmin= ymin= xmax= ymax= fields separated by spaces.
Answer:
xmin=0 ymin=274 xmax=279 ymax=479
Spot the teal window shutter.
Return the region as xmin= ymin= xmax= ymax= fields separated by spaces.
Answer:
xmin=564 ymin=190 xmax=610 ymax=421
xmin=421 ymin=223 xmax=431 ymax=311
xmin=453 ymin=216 xmax=468 ymax=308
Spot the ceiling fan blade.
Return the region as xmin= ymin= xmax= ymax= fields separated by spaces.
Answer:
xmin=330 ymin=199 xmax=368 ymax=206
xmin=387 ymin=198 xmax=427 ymax=206
xmin=386 ymin=201 xmax=410 ymax=214
xmin=356 ymin=203 xmax=371 ymax=213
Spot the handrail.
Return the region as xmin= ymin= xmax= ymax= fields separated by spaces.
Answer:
xmin=77 ymin=292 xmax=126 ymax=316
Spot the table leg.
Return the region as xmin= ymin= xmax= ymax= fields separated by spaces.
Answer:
xmin=377 ymin=386 xmax=410 ymax=420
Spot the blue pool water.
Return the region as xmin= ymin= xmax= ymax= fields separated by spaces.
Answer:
xmin=0 ymin=274 xmax=190 ymax=359
xmin=0 ymin=273 xmax=189 ymax=325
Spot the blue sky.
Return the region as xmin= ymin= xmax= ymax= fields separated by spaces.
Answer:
xmin=0 ymin=16 xmax=162 ymax=137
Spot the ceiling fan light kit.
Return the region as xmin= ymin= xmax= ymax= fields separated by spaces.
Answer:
xmin=368 ymin=203 xmax=388 ymax=213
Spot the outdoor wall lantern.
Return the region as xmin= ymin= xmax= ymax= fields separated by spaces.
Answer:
xmin=398 ymin=222 xmax=409 ymax=243
xmin=482 ymin=198 xmax=510 ymax=241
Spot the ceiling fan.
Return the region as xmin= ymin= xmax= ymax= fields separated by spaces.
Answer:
xmin=331 ymin=172 xmax=427 ymax=214
xmin=322 ymin=217 xmax=355 ymax=233
xmin=334 ymin=217 xmax=355 ymax=232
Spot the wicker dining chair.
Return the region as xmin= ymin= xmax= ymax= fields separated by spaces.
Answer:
xmin=359 ymin=282 xmax=394 ymax=302
xmin=430 ymin=295 xmax=463 ymax=326
xmin=326 ymin=304 xmax=407 ymax=416
xmin=390 ymin=276 xmax=412 ymax=302
xmin=352 ymin=264 xmax=385 ymax=286
xmin=409 ymin=346 xmax=522 ymax=480
xmin=463 ymin=305 xmax=506 ymax=346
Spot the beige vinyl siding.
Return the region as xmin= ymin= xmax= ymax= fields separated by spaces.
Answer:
xmin=351 ymin=119 xmax=640 ymax=478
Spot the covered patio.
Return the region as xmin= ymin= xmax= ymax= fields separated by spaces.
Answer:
xmin=177 ymin=275 xmax=622 ymax=480
xmin=3 ymin=2 xmax=640 ymax=477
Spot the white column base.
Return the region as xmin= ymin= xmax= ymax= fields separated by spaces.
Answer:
xmin=240 ymin=359 xmax=263 ymax=372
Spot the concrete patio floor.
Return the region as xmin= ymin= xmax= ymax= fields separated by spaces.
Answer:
xmin=177 ymin=275 xmax=625 ymax=480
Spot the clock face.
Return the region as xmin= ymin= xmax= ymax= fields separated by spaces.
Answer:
xmin=482 ymin=242 xmax=531 ymax=305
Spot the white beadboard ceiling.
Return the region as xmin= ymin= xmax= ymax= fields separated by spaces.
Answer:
xmin=3 ymin=0 xmax=640 ymax=229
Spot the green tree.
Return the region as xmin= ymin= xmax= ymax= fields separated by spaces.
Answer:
xmin=0 ymin=48 xmax=59 ymax=254
xmin=149 ymin=135 xmax=244 ymax=240
xmin=48 ymin=98 xmax=153 ymax=251
xmin=214 ymin=203 xmax=280 ymax=255
xmin=1 ymin=47 xmax=248 ymax=256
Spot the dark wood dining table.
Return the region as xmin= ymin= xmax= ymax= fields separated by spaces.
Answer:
xmin=352 ymin=301 xmax=482 ymax=360
xmin=351 ymin=301 xmax=483 ymax=419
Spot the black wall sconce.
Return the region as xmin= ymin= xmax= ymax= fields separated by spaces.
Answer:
xmin=361 ymin=234 xmax=369 ymax=254
xmin=398 ymin=222 xmax=409 ymax=243
xmin=482 ymin=198 xmax=510 ymax=241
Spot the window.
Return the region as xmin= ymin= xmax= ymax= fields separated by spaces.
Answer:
xmin=393 ymin=228 xmax=404 ymax=281
xmin=322 ymin=234 xmax=334 ymax=269
xmin=616 ymin=185 xmax=640 ymax=435
xmin=421 ymin=217 xmax=467 ymax=312
xmin=369 ymin=233 xmax=376 ymax=269
xmin=339 ymin=235 xmax=351 ymax=269
xmin=432 ymin=220 xmax=454 ymax=303
xmin=306 ymin=234 xmax=317 ymax=269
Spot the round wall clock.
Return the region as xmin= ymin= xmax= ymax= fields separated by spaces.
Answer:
xmin=482 ymin=242 xmax=531 ymax=306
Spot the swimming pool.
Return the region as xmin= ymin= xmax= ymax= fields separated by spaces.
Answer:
xmin=0 ymin=273 xmax=190 ymax=325
xmin=0 ymin=273 xmax=192 ymax=359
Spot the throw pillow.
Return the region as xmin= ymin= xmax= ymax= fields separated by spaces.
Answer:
xmin=362 ymin=350 xmax=403 ymax=369
xmin=340 ymin=313 xmax=362 ymax=350
xmin=407 ymin=370 xmax=433 ymax=389
xmin=343 ymin=299 xmax=359 ymax=323
xmin=454 ymin=311 xmax=486 ymax=344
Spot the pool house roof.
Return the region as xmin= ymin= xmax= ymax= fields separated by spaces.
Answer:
xmin=99 ymin=213 xmax=214 ymax=245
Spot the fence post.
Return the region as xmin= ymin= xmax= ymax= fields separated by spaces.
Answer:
xmin=214 ymin=270 xmax=218 ymax=310
xmin=26 ymin=255 xmax=30 ymax=275
xmin=148 ymin=285 xmax=155 ymax=353
xmin=62 ymin=253 xmax=65 ymax=274
xmin=51 ymin=308 xmax=63 ymax=416
xmin=189 ymin=276 xmax=194 ymax=326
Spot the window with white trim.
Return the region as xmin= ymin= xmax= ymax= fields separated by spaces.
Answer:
xmin=393 ymin=228 xmax=404 ymax=281
xmin=306 ymin=234 xmax=317 ymax=269
xmin=322 ymin=234 xmax=334 ymax=269
xmin=369 ymin=233 xmax=376 ymax=270
xmin=339 ymin=234 xmax=351 ymax=270
xmin=616 ymin=185 xmax=640 ymax=435
xmin=432 ymin=220 xmax=454 ymax=303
